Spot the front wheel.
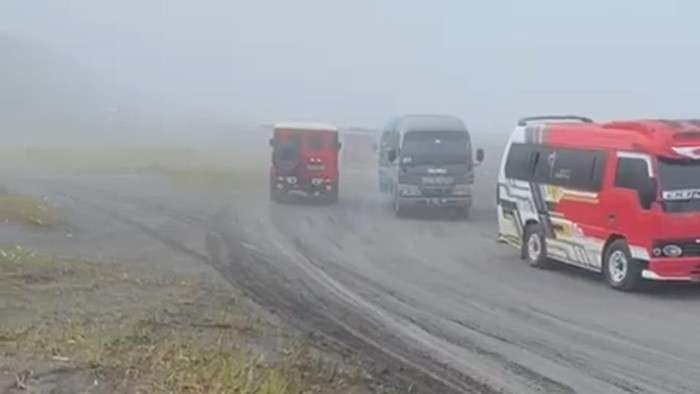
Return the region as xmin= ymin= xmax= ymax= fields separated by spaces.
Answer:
xmin=603 ymin=239 xmax=643 ymax=291
xmin=523 ymin=223 xmax=553 ymax=269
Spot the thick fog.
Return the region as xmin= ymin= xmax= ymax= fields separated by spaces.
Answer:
xmin=2 ymin=0 xmax=700 ymax=148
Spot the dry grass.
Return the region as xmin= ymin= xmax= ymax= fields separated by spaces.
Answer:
xmin=2 ymin=324 xmax=367 ymax=393
xmin=0 ymin=247 xmax=383 ymax=394
xmin=0 ymin=194 xmax=57 ymax=227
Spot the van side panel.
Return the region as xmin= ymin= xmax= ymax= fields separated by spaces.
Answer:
xmin=499 ymin=124 xmax=612 ymax=272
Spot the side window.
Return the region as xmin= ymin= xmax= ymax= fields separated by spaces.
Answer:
xmin=505 ymin=143 xmax=536 ymax=180
xmin=532 ymin=148 xmax=553 ymax=183
xmin=550 ymin=149 xmax=607 ymax=191
xmin=615 ymin=157 xmax=649 ymax=190
xmin=505 ymin=143 xmax=607 ymax=191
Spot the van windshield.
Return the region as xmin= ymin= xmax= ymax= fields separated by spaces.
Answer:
xmin=658 ymin=158 xmax=700 ymax=212
xmin=401 ymin=131 xmax=470 ymax=166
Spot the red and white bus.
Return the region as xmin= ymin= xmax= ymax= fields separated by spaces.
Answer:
xmin=497 ymin=116 xmax=700 ymax=290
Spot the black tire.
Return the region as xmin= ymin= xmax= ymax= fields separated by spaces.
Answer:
xmin=326 ymin=184 xmax=339 ymax=204
xmin=523 ymin=223 xmax=553 ymax=269
xmin=603 ymin=239 xmax=643 ymax=291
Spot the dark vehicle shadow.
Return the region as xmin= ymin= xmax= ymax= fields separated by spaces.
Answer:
xmin=545 ymin=261 xmax=700 ymax=298
xmin=639 ymin=281 xmax=700 ymax=299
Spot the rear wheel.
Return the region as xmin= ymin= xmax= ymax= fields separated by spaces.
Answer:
xmin=326 ymin=184 xmax=339 ymax=204
xmin=523 ymin=223 xmax=553 ymax=269
xmin=603 ymin=239 xmax=643 ymax=291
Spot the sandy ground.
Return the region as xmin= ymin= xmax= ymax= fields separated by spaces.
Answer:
xmin=2 ymin=147 xmax=700 ymax=393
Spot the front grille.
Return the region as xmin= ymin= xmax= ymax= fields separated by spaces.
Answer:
xmin=682 ymin=243 xmax=700 ymax=257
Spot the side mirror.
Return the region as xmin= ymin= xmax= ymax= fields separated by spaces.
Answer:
xmin=337 ymin=141 xmax=342 ymax=151
xmin=638 ymin=177 xmax=658 ymax=210
xmin=387 ymin=149 xmax=397 ymax=163
xmin=268 ymin=138 xmax=274 ymax=147
xmin=475 ymin=148 xmax=485 ymax=165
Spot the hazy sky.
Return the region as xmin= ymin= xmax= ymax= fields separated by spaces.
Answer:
xmin=2 ymin=0 xmax=700 ymax=136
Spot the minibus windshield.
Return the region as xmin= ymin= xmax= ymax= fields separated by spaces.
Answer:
xmin=658 ymin=158 xmax=700 ymax=212
xmin=401 ymin=131 xmax=470 ymax=166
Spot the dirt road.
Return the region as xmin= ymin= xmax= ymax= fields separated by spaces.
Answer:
xmin=6 ymin=154 xmax=700 ymax=393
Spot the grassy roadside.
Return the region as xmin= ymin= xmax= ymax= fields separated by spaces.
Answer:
xmin=0 ymin=193 xmax=56 ymax=227
xmin=0 ymin=246 xmax=391 ymax=393
xmin=0 ymin=148 xmax=269 ymax=193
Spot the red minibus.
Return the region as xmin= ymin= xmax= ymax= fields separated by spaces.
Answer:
xmin=269 ymin=122 xmax=341 ymax=203
xmin=498 ymin=116 xmax=700 ymax=290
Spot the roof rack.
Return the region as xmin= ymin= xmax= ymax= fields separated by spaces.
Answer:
xmin=517 ymin=115 xmax=593 ymax=127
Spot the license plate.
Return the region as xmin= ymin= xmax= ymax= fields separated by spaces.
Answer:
xmin=427 ymin=198 xmax=446 ymax=205
xmin=307 ymin=164 xmax=325 ymax=171
xmin=422 ymin=176 xmax=453 ymax=185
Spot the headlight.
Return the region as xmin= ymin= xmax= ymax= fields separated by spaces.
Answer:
xmin=452 ymin=184 xmax=471 ymax=196
xmin=662 ymin=244 xmax=683 ymax=258
xmin=311 ymin=178 xmax=324 ymax=185
xmin=399 ymin=184 xmax=421 ymax=196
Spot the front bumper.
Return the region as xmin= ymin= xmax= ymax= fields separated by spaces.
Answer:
xmin=274 ymin=178 xmax=336 ymax=196
xmin=397 ymin=195 xmax=472 ymax=209
xmin=642 ymin=258 xmax=700 ymax=281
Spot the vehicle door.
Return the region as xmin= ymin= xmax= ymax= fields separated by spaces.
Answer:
xmin=604 ymin=152 xmax=656 ymax=260
xmin=544 ymin=148 xmax=608 ymax=269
